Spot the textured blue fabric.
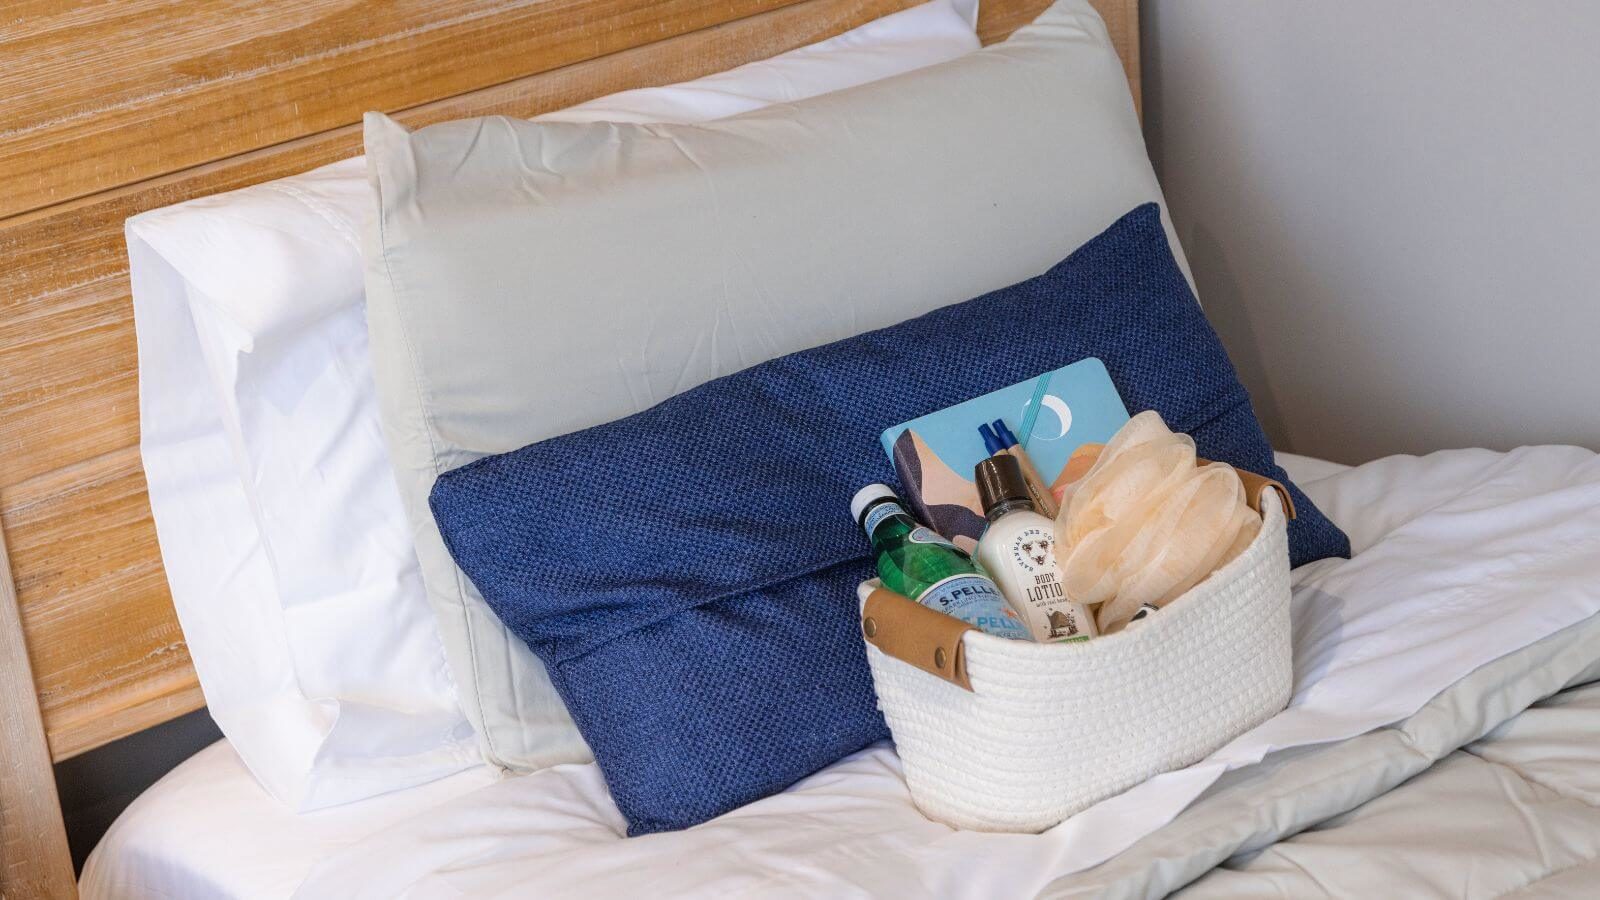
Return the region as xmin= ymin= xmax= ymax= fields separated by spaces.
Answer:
xmin=430 ymin=203 xmax=1351 ymax=835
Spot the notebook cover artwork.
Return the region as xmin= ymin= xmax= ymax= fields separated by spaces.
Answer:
xmin=881 ymin=358 xmax=1130 ymax=547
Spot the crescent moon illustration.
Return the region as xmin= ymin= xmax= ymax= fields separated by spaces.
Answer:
xmin=1037 ymin=394 xmax=1073 ymax=441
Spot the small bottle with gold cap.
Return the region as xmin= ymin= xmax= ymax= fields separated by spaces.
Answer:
xmin=973 ymin=455 xmax=1097 ymax=643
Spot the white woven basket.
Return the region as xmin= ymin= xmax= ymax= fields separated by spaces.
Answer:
xmin=859 ymin=493 xmax=1293 ymax=833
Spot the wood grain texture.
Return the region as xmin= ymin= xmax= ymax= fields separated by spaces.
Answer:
xmin=0 ymin=1 xmax=1137 ymax=890
xmin=0 ymin=528 xmax=76 ymax=900
xmin=1 ymin=448 xmax=203 ymax=762
xmin=0 ymin=0 xmax=832 ymax=220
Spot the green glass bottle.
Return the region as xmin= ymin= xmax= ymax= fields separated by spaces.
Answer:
xmin=852 ymin=484 xmax=1032 ymax=641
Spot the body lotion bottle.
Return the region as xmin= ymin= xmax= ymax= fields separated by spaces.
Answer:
xmin=973 ymin=455 xmax=1097 ymax=643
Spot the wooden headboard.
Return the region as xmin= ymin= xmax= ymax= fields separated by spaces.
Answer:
xmin=0 ymin=1 xmax=1137 ymax=894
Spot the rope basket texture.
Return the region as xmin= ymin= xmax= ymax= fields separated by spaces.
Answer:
xmin=859 ymin=494 xmax=1293 ymax=832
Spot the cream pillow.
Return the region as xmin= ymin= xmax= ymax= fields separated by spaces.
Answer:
xmin=363 ymin=0 xmax=1188 ymax=771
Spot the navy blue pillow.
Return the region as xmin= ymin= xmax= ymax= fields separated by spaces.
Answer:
xmin=430 ymin=203 xmax=1350 ymax=835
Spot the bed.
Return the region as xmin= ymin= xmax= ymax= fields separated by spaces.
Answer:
xmin=3 ymin=2 xmax=1599 ymax=899
xmin=72 ymin=449 xmax=1600 ymax=898
xmin=81 ymin=674 xmax=1600 ymax=898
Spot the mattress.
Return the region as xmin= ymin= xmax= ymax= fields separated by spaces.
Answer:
xmin=81 ymin=448 xmax=1600 ymax=898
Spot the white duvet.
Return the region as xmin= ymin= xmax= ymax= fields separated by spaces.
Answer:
xmin=83 ymin=447 xmax=1600 ymax=899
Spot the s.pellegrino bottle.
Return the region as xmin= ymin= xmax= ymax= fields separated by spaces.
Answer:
xmin=851 ymin=484 xmax=1032 ymax=641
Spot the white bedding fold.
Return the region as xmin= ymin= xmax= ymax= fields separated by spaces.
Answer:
xmin=291 ymin=446 xmax=1600 ymax=898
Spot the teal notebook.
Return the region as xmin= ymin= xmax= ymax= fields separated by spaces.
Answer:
xmin=880 ymin=358 xmax=1129 ymax=546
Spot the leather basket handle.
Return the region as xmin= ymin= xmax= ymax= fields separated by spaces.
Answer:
xmin=862 ymin=586 xmax=974 ymax=691
xmin=1226 ymin=465 xmax=1296 ymax=520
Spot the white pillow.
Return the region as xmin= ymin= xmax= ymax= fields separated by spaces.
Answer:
xmin=126 ymin=0 xmax=981 ymax=811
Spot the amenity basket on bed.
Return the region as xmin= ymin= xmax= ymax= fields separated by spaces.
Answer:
xmin=858 ymin=484 xmax=1295 ymax=833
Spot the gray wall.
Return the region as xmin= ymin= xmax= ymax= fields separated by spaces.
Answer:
xmin=1142 ymin=2 xmax=1600 ymax=464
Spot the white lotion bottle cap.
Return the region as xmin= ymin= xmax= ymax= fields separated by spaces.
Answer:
xmin=850 ymin=483 xmax=898 ymax=524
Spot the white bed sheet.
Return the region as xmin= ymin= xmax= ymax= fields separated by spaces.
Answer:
xmin=82 ymin=448 xmax=1600 ymax=899
xmin=78 ymin=742 xmax=497 ymax=899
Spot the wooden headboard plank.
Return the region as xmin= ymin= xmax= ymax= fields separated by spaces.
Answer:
xmin=0 ymin=0 xmax=840 ymax=221
xmin=0 ymin=526 xmax=76 ymax=898
xmin=3 ymin=446 xmax=202 ymax=761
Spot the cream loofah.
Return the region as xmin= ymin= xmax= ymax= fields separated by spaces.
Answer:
xmin=1054 ymin=411 xmax=1261 ymax=633
xmin=859 ymin=494 xmax=1292 ymax=833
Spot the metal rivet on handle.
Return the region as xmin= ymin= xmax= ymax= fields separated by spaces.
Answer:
xmin=863 ymin=618 xmax=877 ymax=638
xmin=934 ymin=647 xmax=947 ymax=669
